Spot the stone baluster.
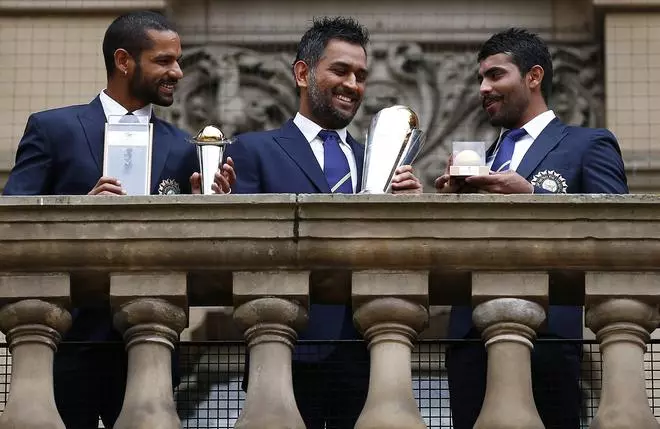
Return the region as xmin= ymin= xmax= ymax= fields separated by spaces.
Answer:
xmin=110 ymin=273 xmax=188 ymax=429
xmin=0 ymin=274 xmax=72 ymax=429
xmin=232 ymin=271 xmax=309 ymax=429
xmin=352 ymin=271 xmax=429 ymax=429
xmin=471 ymin=272 xmax=547 ymax=429
xmin=585 ymin=272 xmax=660 ymax=429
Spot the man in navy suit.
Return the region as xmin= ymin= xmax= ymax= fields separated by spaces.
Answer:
xmin=3 ymin=11 xmax=235 ymax=429
xmin=435 ymin=28 xmax=628 ymax=429
xmin=225 ymin=16 xmax=422 ymax=429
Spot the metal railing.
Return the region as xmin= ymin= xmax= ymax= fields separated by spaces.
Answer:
xmin=0 ymin=339 xmax=657 ymax=428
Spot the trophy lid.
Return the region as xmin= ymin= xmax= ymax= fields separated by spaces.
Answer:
xmin=192 ymin=125 xmax=227 ymax=144
xmin=392 ymin=105 xmax=419 ymax=128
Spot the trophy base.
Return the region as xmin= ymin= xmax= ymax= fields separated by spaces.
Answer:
xmin=449 ymin=165 xmax=490 ymax=177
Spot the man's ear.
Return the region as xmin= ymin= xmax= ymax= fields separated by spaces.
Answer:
xmin=527 ymin=65 xmax=545 ymax=92
xmin=114 ymin=48 xmax=134 ymax=77
xmin=293 ymin=60 xmax=310 ymax=90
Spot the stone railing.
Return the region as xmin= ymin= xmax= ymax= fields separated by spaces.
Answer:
xmin=0 ymin=194 xmax=658 ymax=429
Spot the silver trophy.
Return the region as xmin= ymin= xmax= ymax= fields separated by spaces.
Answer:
xmin=191 ymin=125 xmax=233 ymax=195
xmin=360 ymin=105 xmax=426 ymax=194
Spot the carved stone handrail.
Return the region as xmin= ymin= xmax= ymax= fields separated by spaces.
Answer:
xmin=0 ymin=193 xmax=657 ymax=308
xmin=0 ymin=194 xmax=657 ymax=274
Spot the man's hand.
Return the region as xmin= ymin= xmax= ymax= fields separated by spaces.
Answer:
xmin=434 ymin=155 xmax=478 ymax=193
xmin=464 ymin=170 xmax=533 ymax=194
xmin=191 ymin=157 xmax=236 ymax=194
xmin=88 ymin=176 xmax=125 ymax=195
xmin=391 ymin=165 xmax=422 ymax=194
xmin=214 ymin=157 xmax=236 ymax=194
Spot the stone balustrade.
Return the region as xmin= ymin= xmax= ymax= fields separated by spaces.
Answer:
xmin=0 ymin=194 xmax=657 ymax=429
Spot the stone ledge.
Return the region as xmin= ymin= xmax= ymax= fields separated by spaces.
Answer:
xmin=594 ymin=0 xmax=660 ymax=8
xmin=172 ymin=0 xmax=595 ymax=44
xmin=0 ymin=0 xmax=166 ymax=13
xmin=0 ymin=194 xmax=657 ymax=273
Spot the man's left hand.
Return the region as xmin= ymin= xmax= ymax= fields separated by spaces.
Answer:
xmin=190 ymin=157 xmax=236 ymax=194
xmin=464 ymin=170 xmax=533 ymax=194
xmin=391 ymin=165 xmax=423 ymax=194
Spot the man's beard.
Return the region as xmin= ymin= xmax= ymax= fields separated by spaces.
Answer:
xmin=486 ymin=96 xmax=528 ymax=129
xmin=307 ymin=72 xmax=359 ymax=129
xmin=129 ymin=62 xmax=173 ymax=107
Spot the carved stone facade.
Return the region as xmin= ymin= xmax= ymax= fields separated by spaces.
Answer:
xmin=163 ymin=43 xmax=604 ymax=188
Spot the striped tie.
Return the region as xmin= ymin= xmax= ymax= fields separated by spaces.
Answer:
xmin=490 ymin=128 xmax=527 ymax=172
xmin=318 ymin=130 xmax=352 ymax=193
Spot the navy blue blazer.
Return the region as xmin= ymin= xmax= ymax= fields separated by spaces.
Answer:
xmin=226 ymin=118 xmax=365 ymax=342
xmin=4 ymin=96 xmax=197 ymax=197
xmin=449 ymin=117 xmax=629 ymax=340
xmin=3 ymin=96 xmax=198 ymax=341
xmin=227 ymin=118 xmax=364 ymax=195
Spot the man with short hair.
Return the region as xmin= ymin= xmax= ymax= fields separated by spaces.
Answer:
xmin=226 ymin=16 xmax=422 ymax=429
xmin=4 ymin=11 xmax=235 ymax=428
xmin=436 ymin=28 xmax=628 ymax=429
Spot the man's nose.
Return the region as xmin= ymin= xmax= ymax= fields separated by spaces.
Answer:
xmin=480 ymin=79 xmax=492 ymax=97
xmin=343 ymin=73 xmax=358 ymax=91
xmin=170 ymin=61 xmax=183 ymax=80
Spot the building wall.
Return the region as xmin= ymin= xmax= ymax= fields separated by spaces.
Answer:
xmin=0 ymin=16 xmax=109 ymax=187
xmin=604 ymin=12 xmax=660 ymax=192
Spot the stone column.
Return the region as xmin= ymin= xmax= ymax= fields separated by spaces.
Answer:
xmin=110 ymin=273 xmax=188 ymax=429
xmin=471 ymin=272 xmax=548 ymax=429
xmin=352 ymin=271 xmax=429 ymax=429
xmin=232 ymin=271 xmax=309 ymax=429
xmin=0 ymin=274 xmax=72 ymax=429
xmin=585 ymin=272 xmax=660 ymax=429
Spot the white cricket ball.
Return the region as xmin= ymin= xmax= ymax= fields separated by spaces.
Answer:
xmin=453 ymin=149 xmax=483 ymax=166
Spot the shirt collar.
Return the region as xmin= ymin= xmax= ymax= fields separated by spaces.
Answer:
xmin=99 ymin=89 xmax=153 ymax=124
xmin=498 ymin=110 xmax=556 ymax=141
xmin=293 ymin=112 xmax=349 ymax=144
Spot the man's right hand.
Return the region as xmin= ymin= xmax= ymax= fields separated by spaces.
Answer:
xmin=88 ymin=176 xmax=126 ymax=195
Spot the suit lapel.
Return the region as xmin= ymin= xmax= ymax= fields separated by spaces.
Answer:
xmin=347 ymin=134 xmax=364 ymax=192
xmin=78 ymin=96 xmax=106 ymax=173
xmin=516 ymin=118 xmax=567 ymax=179
xmin=274 ymin=120 xmax=331 ymax=193
xmin=150 ymin=116 xmax=172 ymax=193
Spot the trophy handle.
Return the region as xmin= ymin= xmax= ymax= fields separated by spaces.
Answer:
xmin=381 ymin=129 xmax=426 ymax=194
xmin=401 ymin=129 xmax=425 ymax=166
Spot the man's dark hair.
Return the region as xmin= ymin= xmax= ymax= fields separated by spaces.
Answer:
xmin=477 ymin=28 xmax=553 ymax=102
xmin=294 ymin=16 xmax=370 ymax=70
xmin=102 ymin=11 xmax=176 ymax=78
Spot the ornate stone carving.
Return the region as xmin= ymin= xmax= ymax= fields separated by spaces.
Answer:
xmin=164 ymin=46 xmax=297 ymax=137
xmin=166 ymin=42 xmax=603 ymax=188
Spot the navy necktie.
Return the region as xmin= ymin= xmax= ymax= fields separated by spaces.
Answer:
xmin=318 ymin=130 xmax=352 ymax=193
xmin=490 ymin=128 xmax=527 ymax=172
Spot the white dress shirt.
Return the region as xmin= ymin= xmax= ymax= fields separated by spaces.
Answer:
xmin=293 ymin=112 xmax=358 ymax=193
xmin=99 ymin=89 xmax=152 ymax=125
xmin=488 ymin=110 xmax=556 ymax=172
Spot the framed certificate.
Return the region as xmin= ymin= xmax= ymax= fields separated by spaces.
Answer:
xmin=103 ymin=121 xmax=153 ymax=195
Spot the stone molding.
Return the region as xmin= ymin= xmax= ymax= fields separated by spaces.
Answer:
xmin=0 ymin=194 xmax=657 ymax=306
xmin=0 ymin=1 xmax=166 ymax=13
